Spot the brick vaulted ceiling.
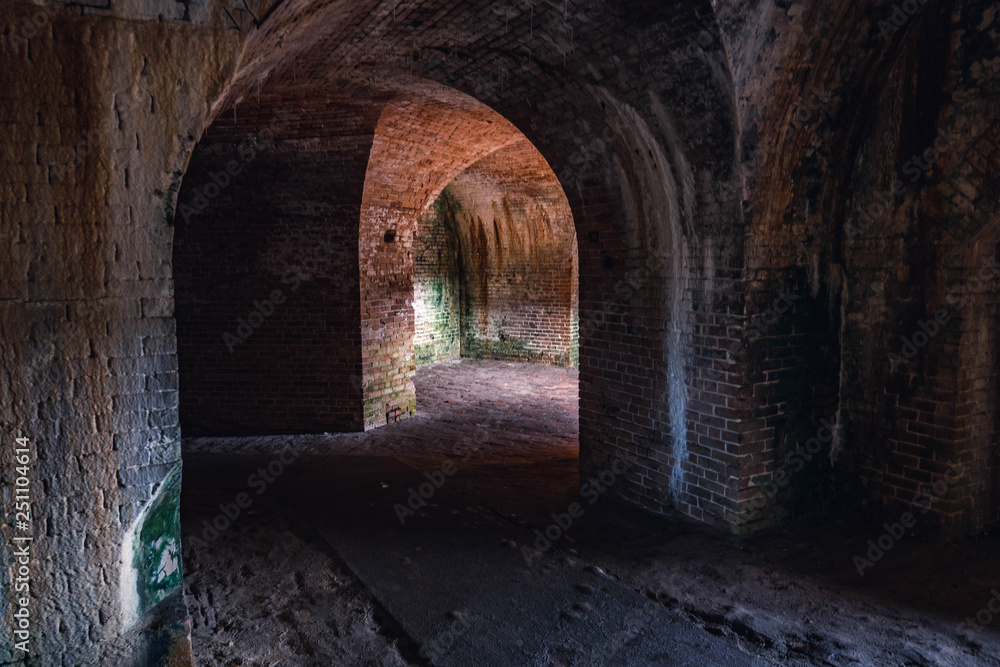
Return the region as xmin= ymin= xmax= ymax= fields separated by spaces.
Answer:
xmin=181 ymin=0 xmax=746 ymax=522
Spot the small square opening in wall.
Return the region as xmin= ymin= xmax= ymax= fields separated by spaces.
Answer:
xmin=384 ymin=230 xmax=397 ymax=243
xmin=588 ymin=231 xmax=600 ymax=243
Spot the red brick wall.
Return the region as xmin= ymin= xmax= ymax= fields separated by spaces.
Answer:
xmin=414 ymin=139 xmax=578 ymax=366
xmin=725 ymin=0 xmax=1000 ymax=537
xmin=839 ymin=8 xmax=1000 ymax=540
xmin=414 ymin=196 xmax=463 ymax=364
xmin=358 ymin=90 xmax=526 ymax=429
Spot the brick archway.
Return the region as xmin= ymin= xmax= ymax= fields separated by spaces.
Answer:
xmin=172 ymin=80 xmax=580 ymax=435
xmin=179 ymin=0 xmax=742 ymax=527
xmin=357 ymin=85 xmax=579 ymax=428
xmin=413 ymin=139 xmax=580 ymax=369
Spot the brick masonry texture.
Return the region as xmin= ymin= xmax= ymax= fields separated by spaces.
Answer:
xmin=714 ymin=0 xmax=1000 ymax=538
xmin=414 ymin=138 xmax=579 ymax=367
xmin=0 ymin=1 xmax=242 ymax=663
xmin=1 ymin=0 xmax=999 ymax=663
xmin=174 ymin=94 xmax=375 ymax=435
xmin=358 ymin=87 xmax=529 ymax=429
xmin=414 ymin=192 xmax=463 ymax=364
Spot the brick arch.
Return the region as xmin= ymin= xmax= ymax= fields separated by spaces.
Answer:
xmin=192 ymin=0 xmax=745 ymax=527
xmin=425 ymin=137 xmax=580 ymax=367
xmin=713 ymin=0 xmax=913 ymax=530
xmin=357 ymin=80 xmax=582 ymax=427
xmin=357 ymin=85 xmax=525 ymax=427
xmin=174 ymin=75 xmax=582 ymax=435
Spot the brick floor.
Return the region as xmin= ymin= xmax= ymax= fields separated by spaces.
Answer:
xmin=184 ymin=358 xmax=581 ymax=520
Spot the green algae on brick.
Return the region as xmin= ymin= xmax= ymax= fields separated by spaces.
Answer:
xmin=134 ymin=465 xmax=183 ymax=613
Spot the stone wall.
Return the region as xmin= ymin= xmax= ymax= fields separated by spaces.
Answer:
xmin=0 ymin=0 xmax=241 ymax=662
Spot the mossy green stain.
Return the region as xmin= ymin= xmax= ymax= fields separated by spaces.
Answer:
xmin=416 ymin=189 xmax=464 ymax=365
xmin=415 ymin=343 xmax=437 ymax=365
xmin=134 ymin=465 xmax=183 ymax=613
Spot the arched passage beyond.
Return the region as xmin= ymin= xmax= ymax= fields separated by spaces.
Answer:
xmin=173 ymin=77 xmax=580 ymax=434
xmin=174 ymin=0 xmax=743 ymax=529
xmin=413 ymin=140 xmax=580 ymax=369
xmin=355 ymin=82 xmax=579 ymax=428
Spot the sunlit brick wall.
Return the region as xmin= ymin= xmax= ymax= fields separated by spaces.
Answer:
xmin=358 ymin=91 xmax=524 ymax=428
xmin=414 ymin=139 xmax=578 ymax=367
xmin=414 ymin=196 xmax=462 ymax=365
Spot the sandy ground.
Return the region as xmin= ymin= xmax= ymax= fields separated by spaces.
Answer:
xmin=182 ymin=488 xmax=412 ymax=666
xmin=181 ymin=359 xmax=1000 ymax=666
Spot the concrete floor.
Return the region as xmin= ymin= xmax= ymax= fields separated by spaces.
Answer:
xmin=181 ymin=359 xmax=1000 ymax=666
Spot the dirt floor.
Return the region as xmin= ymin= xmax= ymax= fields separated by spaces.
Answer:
xmin=181 ymin=358 xmax=1000 ymax=666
